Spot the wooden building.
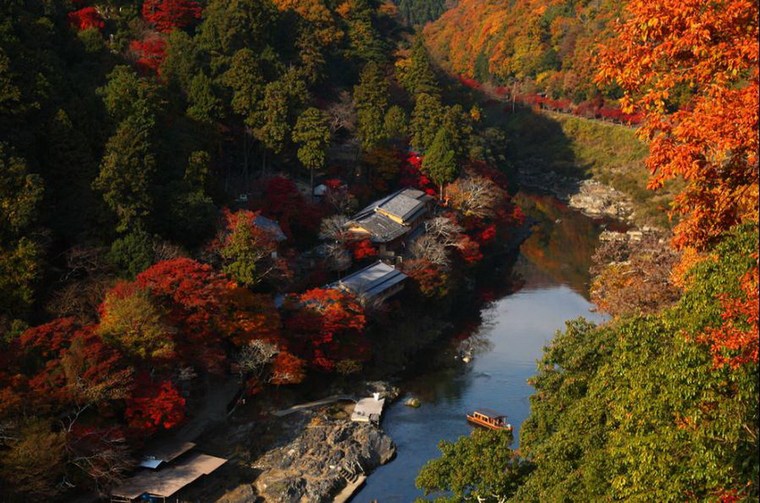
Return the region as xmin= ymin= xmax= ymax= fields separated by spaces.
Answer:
xmin=330 ymin=261 xmax=407 ymax=304
xmin=346 ymin=188 xmax=434 ymax=254
xmin=111 ymin=441 xmax=226 ymax=503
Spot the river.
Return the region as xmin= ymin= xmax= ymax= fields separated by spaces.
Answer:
xmin=353 ymin=193 xmax=611 ymax=502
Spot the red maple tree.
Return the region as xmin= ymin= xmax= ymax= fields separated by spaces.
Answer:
xmin=68 ymin=7 xmax=105 ymax=32
xmin=284 ymin=288 xmax=368 ymax=372
xmin=125 ymin=373 xmax=185 ymax=434
xmin=141 ymin=0 xmax=202 ymax=33
xmin=129 ymin=36 xmax=166 ymax=74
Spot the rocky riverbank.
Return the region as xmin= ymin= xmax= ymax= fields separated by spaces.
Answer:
xmin=207 ymin=382 xmax=399 ymax=503
xmin=517 ymin=169 xmax=634 ymax=222
xmin=251 ymin=416 xmax=395 ymax=502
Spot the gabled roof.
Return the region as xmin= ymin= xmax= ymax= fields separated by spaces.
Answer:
xmin=112 ymin=453 xmax=227 ymax=500
xmin=253 ymin=215 xmax=287 ymax=242
xmin=138 ymin=441 xmax=196 ymax=469
xmin=331 ymin=261 xmax=407 ymax=299
xmin=349 ymin=213 xmax=409 ymax=243
xmin=354 ymin=188 xmax=432 ymax=224
xmin=348 ymin=188 xmax=432 ymax=243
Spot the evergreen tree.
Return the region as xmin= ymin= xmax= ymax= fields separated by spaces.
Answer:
xmin=442 ymin=104 xmax=472 ymax=163
xmin=410 ymin=92 xmax=444 ymax=152
xmin=401 ymin=35 xmax=439 ymax=96
xmin=93 ymin=111 xmax=158 ymax=234
xmin=384 ymin=105 xmax=408 ymax=140
xmin=353 ymin=61 xmax=390 ymax=151
xmin=0 ymin=144 xmax=43 ymax=325
xmin=422 ymin=127 xmax=458 ymax=197
xmin=293 ymin=107 xmax=331 ymax=194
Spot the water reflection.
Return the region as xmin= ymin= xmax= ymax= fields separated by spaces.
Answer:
xmin=353 ymin=194 xmax=609 ymax=502
xmin=515 ymin=192 xmax=623 ymax=297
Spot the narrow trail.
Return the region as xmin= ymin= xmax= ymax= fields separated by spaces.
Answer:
xmin=271 ymin=394 xmax=356 ymax=417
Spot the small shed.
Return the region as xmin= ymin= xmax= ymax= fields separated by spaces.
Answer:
xmin=111 ymin=452 xmax=227 ymax=503
xmin=351 ymin=395 xmax=386 ymax=423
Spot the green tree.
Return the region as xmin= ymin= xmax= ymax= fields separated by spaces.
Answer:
xmin=187 ymin=72 xmax=223 ymax=124
xmin=252 ymin=71 xmax=308 ymax=169
xmin=410 ymin=92 xmax=444 ymax=152
xmin=93 ymin=111 xmax=157 ymax=234
xmin=353 ymin=61 xmax=390 ymax=151
xmin=98 ymin=66 xmax=163 ymax=123
xmin=422 ymin=127 xmax=458 ymax=197
xmin=416 ymin=429 xmax=533 ymax=502
xmin=107 ymin=229 xmax=154 ymax=279
xmin=401 ymin=35 xmax=439 ymax=96
xmin=293 ymin=107 xmax=331 ymax=194
xmin=442 ymin=104 xmax=472 ymax=163
xmin=397 ymin=0 xmax=447 ymax=25
xmin=195 ymin=0 xmax=278 ymax=73
xmin=43 ymin=109 xmax=100 ymax=241
xmin=384 ymin=105 xmax=408 ymax=140
xmin=0 ymin=144 xmax=43 ymax=323
xmin=253 ymin=79 xmax=290 ymax=157
xmin=221 ymin=220 xmax=258 ymax=287
xmin=161 ymin=30 xmax=200 ymax=93
xmin=222 ymin=48 xmax=266 ymax=124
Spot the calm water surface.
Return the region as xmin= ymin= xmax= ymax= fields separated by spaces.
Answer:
xmin=354 ymin=194 xmax=610 ymax=502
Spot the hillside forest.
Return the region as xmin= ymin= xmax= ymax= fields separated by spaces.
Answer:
xmin=1 ymin=0 xmax=758 ymax=502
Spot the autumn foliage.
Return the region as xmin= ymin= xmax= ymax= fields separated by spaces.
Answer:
xmin=598 ymin=0 xmax=759 ymax=251
xmin=699 ymin=261 xmax=759 ymax=369
xmin=141 ymin=0 xmax=202 ymax=33
xmin=597 ymin=0 xmax=759 ymax=368
xmin=125 ymin=373 xmax=185 ymax=434
xmin=68 ymin=7 xmax=105 ymax=32
xmin=284 ymin=288 xmax=368 ymax=372
xmin=129 ymin=36 xmax=167 ymax=74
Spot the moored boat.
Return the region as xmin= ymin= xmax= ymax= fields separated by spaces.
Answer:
xmin=466 ymin=408 xmax=512 ymax=431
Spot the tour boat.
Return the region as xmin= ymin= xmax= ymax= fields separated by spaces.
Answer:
xmin=466 ymin=409 xmax=512 ymax=431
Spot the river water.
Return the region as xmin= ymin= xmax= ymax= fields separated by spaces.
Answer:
xmin=353 ymin=193 xmax=611 ymax=502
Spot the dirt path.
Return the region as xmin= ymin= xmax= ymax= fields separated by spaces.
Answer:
xmin=271 ymin=394 xmax=356 ymax=417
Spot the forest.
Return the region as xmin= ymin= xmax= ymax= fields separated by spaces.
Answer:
xmin=0 ymin=0 xmax=522 ymax=499
xmin=1 ymin=0 xmax=758 ymax=501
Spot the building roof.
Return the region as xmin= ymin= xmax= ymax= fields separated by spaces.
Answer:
xmin=355 ymin=188 xmax=431 ymax=223
xmin=347 ymin=188 xmax=432 ymax=243
xmin=112 ymin=453 xmax=227 ymax=500
xmin=350 ymin=213 xmax=409 ymax=243
xmin=331 ymin=261 xmax=407 ymax=299
xmin=351 ymin=396 xmax=386 ymax=422
xmin=138 ymin=441 xmax=196 ymax=469
xmin=377 ymin=189 xmax=430 ymax=223
xmin=253 ymin=215 xmax=287 ymax=242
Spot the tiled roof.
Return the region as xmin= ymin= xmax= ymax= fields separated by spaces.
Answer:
xmin=331 ymin=261 xmax=407 ymax=299
xmin=348 ymin=188 xmax=432 ymax=243
xmin=355 ymin=188 xmax=431 ymax=223
xmin=351 ymin=213 xmax=409 ymax=243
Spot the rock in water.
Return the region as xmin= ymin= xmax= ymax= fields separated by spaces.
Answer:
xmin=404 ymin=397 xmax=421 ymax=408
xmin=252 ymin=416 xmax=396 ymax=502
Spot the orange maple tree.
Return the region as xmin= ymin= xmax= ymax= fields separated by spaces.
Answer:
xmin=598 ymin=0 xmax=758 ymax=369
xmin=597 ymin=0 xmax=759 ymax=250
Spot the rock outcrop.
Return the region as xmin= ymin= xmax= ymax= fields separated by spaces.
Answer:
xmin=252 ymin=416 xmax=395 ymax=502
xmin=518 ymin=169 xmax=634 ymax=221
